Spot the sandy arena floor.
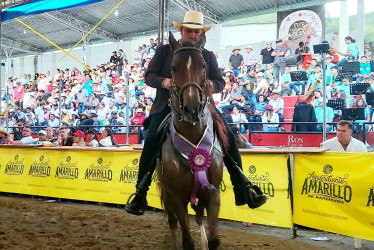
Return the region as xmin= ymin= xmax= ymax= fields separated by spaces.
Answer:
xmin=0 ymin=195 xmax=373 ymax=249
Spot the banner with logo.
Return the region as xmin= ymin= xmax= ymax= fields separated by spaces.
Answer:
xmin=294 ymin=152 xmax=374 ymax=241
xmin=277 ymin=5 xmax=325 ymax=65
xmin=0 ymin=148 xmax=291 ymax=227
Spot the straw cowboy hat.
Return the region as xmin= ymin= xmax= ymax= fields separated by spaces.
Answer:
xmin=173 ymin=10 xmax=212 ymax=31
xmin=0 ymin=127 xmax=10 ymax=137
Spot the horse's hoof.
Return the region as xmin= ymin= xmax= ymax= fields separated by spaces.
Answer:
xmin=208 ymin=238 xmax=219 ymax=250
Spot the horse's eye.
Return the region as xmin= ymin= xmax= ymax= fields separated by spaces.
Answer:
xmin=171 ymin=66 xmax=176 ymax=72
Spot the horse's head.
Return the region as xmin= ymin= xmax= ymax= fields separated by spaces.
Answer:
xmin=169 ymin=32 xmax=208 ymax=124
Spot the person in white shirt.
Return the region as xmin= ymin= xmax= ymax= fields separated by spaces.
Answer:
xmin=13 ymin=126 xmax=35 ymax=145
xmin=321 ymin=120 xmax=367 ymax=152
xmin=231 ymin=106 xmax=248 ymax=133
xmin=268 ymin=90 xmax=284 ymax=122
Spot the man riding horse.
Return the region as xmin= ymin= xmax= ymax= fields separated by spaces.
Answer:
xmin=125 ymin=10 xmax=267 ymax=216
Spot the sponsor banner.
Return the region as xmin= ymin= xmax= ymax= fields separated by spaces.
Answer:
xmin=277 ymin=5 xmax=325 ymax=64
xmin=0 ymin=148 xmax=291 ymax=227
xmin=294 ymin=152 xmax=374 ymax=241
xmin=217 ymin=154 xmax=292 ymax=228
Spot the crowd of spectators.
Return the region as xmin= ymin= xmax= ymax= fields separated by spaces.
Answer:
xmin=1 ymin=35 xmax=374 ymax=146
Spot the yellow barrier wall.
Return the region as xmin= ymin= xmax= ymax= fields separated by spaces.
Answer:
xmin=294 ymin=152 xmax=374 ymax=241
xmin=0 ymin=147 xmax=292 ymax=228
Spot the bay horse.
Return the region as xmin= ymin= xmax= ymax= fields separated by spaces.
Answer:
xmin=156 ymin=32 xmax=226 ymax=250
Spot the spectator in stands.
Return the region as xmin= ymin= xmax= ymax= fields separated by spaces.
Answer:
xmin=72 ymin=130 xmax=86 ymax=147
xmin=0 ymin=126 xmax=10 ymax=144
xmin=231 ymin=126 xmax=253 ymax=149
xmin=266 ymin=72 xmax=279 ymax=93
xmin=222 ymin=82 xmax=242 ymax=114
xmin=59 ymin=126 xmax=74 ymax=146
xmin=229 ymin=48 xmax=244 ymax=77
xmin=336 ymin=36 xmax=359 ymax=68
xmin=110 ymin=51 xmax=118 ymax=65
xmin=12 ymin=81 xmax=25 ymax=107
xmin=77 ymin=85 xmax=89 ymax=114
xmin=148 ymin=38 xmax=157 ymax=57
xmin=321 ymin=120 xmax=367 ymax=152
xmin=237 ymin=94 xmax=252 ymax=117
xmin=45 ymin=126 xmax=56 ymax=141
xmin=38 ymin=72 xmax=49 ymax=92
xmin=48 ymin=113 xmax=59 ymax=127
xmin=13 ymin=126 xmax=34 ymax=145
xmin=249 ymin=94 xmax=267 ymax=131
xmin=217 ymin=87 xmax=230 ymax=112
xmin=117 ymin=49 xmax=127 ymax=76
xmin=131 ymin=108 xmax=146 ymax=139
xmin=262 ymin=104 xmax=279 ymax=132
xmin=264 ymin=64 xmax=275 ymax=80
xmin=108 ymin=111 xmax=118 ymax=132
xmin=280 ymin=66 xmax=292 ymax=96
xmin=243 ymin=69 xmax=257 ymax=105
xmin=99 ymin=128 xmax=116 ymax=147
xmin=260 ymin=42 xmax=274 ymax=70
xmin=357 ymin=56 xmax=373 ymax=83
xmin=295 ymin=42 xmax=310 ymax=65
xmin=254 ymin=72 xmax=267 ymax=99
xmin=268 ymin=90 xmax=284 ymax=122
xmin=338 ymin=77 xmax=354 ymax=107
xmin=86 ymin=129 xmax=99 ymax=147
xmin=231 ymin=106 xmax=248 ymax=133
xmin=34 ymin=130 xmax=48 ymax=145
xmin=244 ymin=45 xmax=260 ymax=70
xmin=254 ymin=63 xmax=264 ymax=74
xmin=271 ymin=39 xmax=287 ymax=82
xmin=354 ymin=98 xmax=371 ymax=133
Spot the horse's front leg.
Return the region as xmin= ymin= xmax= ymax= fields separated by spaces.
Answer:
xmin=206 ymin=189 xmax=220 ymax=250
xmin=164 ymin=192 xmax=178 ymax=250
xmin=174 ymin=201 xmax=194 ymax=250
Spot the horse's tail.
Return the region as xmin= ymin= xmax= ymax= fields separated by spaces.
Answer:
xmin=208 ymin=103 xmax=229 ymax=154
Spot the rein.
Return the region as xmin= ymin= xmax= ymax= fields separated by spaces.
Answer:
xmin=170 ymin=46 xmax=209 ymax=122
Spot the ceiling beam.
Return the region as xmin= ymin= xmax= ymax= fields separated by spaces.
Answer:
xmin=1 ymin=36 xmax=44 ymax=54
xmin=43 ymin=11 xmax=119 ymax=42
xmin=172 ymin=0 xmax=221 ymax=24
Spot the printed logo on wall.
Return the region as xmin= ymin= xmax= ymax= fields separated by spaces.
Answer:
xmin=85 ymin=157 xmax=112 ymax=182
xmin=55 ymin=156 xmax=79 ymax=179
xmin=4 ymin=155 xmax=24 ymax=176
xmin=28 ymin=155 xmax=51 ymax=178
xmin=247 ymin=165 xmax=274 ymax=198
xmin=119 ymin=158 xmax=139 ymax=183
xmin=301 ymin=165 xmax=352 ymax=204
xmin=277 ymin=6 xmax=324 ymax=65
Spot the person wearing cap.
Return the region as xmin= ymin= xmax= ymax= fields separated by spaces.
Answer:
xmin=261 ymin=104 xmax=279 ymax=132
xmin=260 ymin=41 xmax=275 ymax=70
xmin=0 ymin=126 xmax=11 ymax=144
xmin=72 ymin=130 xmax=86 ymax=147
xmin=86 ymin=129 xmax=99 ymax=147
xmin=79 ymin=113 xmax=97 ymax=134
xmin=108 ymin=111 xmax=119 ymax=133
xmin=229 ymin=48 xmax=244 ymax=77
xmin=254 ymin=72 xmax=267 ymax=97
xmin=244 ymin=45 xmax=260 ymax=71
xmin=125 ymin=10 xmax=267 ymax=216
xmin=13 ymin=126 xmax=35 ymax=145
xmin=271 ymin=39 xmax=287 ymax=82
xmin=268 ymin=89 xmax=284 ymax=122
xmin=33 ymin=130 xmax=48 ymax=145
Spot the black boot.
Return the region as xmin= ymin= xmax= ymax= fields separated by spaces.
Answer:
xmin=124 ymin=171 xmax=153 ymax=216
xmin=229 ymin=163 xmax=268 ymax=209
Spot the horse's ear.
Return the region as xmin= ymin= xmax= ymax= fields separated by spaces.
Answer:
xmin=169 ymin=32 xmax=180 ymax=51
xmin=195 ymin=31 xmax=206 ymax=51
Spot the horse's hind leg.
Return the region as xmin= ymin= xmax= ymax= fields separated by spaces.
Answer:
xmin=195 ymin=201 xmax=208 ymax=250
xmin=206 ymin=190 xmax=220 ymax=250
xmin=174 ymin=202 xmax=194 ymax=250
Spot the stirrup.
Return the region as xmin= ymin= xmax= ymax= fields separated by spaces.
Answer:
xmin=246 ymin=184 xmax=268 ymax=209
xmin=125 ymin=192 xmax=147 ymax=216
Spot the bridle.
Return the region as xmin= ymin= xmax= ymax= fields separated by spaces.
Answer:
xmin=170 ymin=46 xmax=209 ymax=122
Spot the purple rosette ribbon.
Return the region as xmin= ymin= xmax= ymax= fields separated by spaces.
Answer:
xmin=188 ymin=148 xmax=216 ymax=204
